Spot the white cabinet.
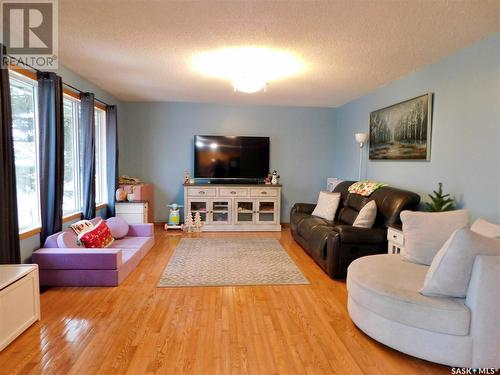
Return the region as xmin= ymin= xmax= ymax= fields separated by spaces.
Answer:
xmin=0 ymin=265 xmax=40 ymax=351
xmin=387 ymin=226 xmax=404 ymax=254
xmin=185 ymin=185 xmax=281 ymax=231
xmin=116 ymin=202 xmax=149 ymax=224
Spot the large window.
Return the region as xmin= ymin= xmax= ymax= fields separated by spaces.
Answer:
xmin=9 ymin=72 xmax=41 ymax=230
xmin=63 ymin=99 xmax=107 ymax=211
xmin=63 ymin=96 xmax=81 ymax=214
xmin=94 ymin=107 xmax=107 ymax=205
xmin=9 ymin=69 xmax=110 ymax=233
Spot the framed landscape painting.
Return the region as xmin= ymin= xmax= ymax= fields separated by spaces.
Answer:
xmin=369 ymin=93 xmax=433 ymax=160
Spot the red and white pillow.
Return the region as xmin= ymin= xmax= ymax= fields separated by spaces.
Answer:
xmin=77 ymin=220 xmax=114 ymax=248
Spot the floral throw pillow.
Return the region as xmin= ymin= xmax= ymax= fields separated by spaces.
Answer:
xmin=348 ymin=180 xmax=387 ymax=196
xmin=70 ymin=220 xmax=94 ymax=235
xmin=78 ymin=220 xmax=114 ymax=248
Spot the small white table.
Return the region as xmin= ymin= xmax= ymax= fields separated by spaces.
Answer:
xmin=387 ymin=226 xmax=404 ymax=254
xmin=0 ymin=264 xmax=41 ymax=351
xmin=116 ymin=201 xmax=149 ymax=224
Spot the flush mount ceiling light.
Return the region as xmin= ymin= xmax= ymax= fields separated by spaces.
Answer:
xmin=192 ymin=47 xmax=305 ymax=93
xmin=232 ymin=74 xmax=268 ymax=94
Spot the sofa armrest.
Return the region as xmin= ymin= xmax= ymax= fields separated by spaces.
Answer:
xmin=127 ymin=223 xmax=154 ymax=237
xmin=465 ymin=255 xmax=500 ymax=367
xmin=32 ymin=248 xmax=123 ymax=270
xmin=331 ymin=225 xmax=387 ymax=244
xmin=291 ymin=203 xmax=316 ymax=215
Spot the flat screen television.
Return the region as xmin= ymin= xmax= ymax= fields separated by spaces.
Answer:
xmin=194 ymin=135 xmax=270 ymax=180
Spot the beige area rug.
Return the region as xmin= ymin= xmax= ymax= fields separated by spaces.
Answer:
xmin=157 ymin=238 xmax=309 ymax=287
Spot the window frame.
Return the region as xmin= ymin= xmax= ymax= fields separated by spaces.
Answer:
xmin=94 ymin=107 xmax=107 ymax=206
xmin=9 ymin=70 xmax=42 ymax=234
xmin=62 ymin=94 xmax=82 ymax=216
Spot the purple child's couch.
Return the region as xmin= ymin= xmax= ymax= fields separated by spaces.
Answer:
xmin=32 ymin=217 xmax=154 ymax=286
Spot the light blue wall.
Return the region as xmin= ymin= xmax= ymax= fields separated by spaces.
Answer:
xmin=334 ymin=34 xmax=500 ymax=222
xmin=20 ymin=64 xmax=121 ymax=262
xmin=119 ymin=102 xmax=336 ymax=222
xmin=56 ymin=65 xmax=122 ymax=106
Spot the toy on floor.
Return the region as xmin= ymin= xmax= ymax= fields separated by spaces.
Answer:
xmin=183 ymin=215 xmax=194 ymax=232
xmin=164 ymin=203 xmax=184 ymax=231
xmin=193 ymin=211 xmax=203 ymax=232
xmin=183 ymin=211 xmax=204 ymax=233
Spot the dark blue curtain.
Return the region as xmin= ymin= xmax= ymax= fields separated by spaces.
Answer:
xmin=80 ymin=93 xmax=96 ymax=219
xmin=105 ymin=105 xmax=118 ymax=218
xmin=0 ymin=45 xmax=21 ymax=263
xmin=38 ymin=72 xmax=64 ymax=246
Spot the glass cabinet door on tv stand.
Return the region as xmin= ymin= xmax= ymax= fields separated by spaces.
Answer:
xmin=256 ymin=200 xmax=278 ymax=224
xmin=211 ymin=200 xmax=231 ymax=224
xmin=187 ymin=199 xmax=209 ymax=223
xmin=235 ymin=200 xmax=255 ymax=224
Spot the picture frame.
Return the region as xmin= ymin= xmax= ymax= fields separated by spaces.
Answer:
xmin=369 ymin=93 xmax=433 ymax=160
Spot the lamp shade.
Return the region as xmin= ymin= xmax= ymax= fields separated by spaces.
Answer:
xmin=355 ymin=132 xmax=369 ymax=144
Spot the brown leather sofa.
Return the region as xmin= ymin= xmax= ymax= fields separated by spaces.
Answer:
xmin=290 ymin=181 xmax=420 ymax=279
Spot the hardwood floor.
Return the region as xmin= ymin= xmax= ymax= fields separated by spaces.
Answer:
xmin=0 ymin=227 xmax=449 ymax=374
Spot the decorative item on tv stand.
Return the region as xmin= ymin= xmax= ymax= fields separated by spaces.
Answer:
xmin=164 ymin=203 xmax=184 ymax=231
xmin=183 ymin=171 xmax=191 ymax=185
xmin=271 ymin=170 xmax=280 ymax=185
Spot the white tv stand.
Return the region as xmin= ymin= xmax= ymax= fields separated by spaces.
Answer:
xmin=184 ymin=183 xmax=281 ymax=231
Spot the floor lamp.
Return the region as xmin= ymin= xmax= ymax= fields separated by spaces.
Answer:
xmin=355 ymin=133 xmax=368 ymax=181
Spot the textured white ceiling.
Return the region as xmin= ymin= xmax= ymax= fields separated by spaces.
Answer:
xmin=59 ymin=0 xmax=499 ymax=107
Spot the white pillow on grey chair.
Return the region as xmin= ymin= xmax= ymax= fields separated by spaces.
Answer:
xmin=353 ymin=200 xmax=377 ymax=228
xmin=400 ymin=209 xmax=469 ymax=265
xmin=420 ymin=227 xmax=500 ymax=298
xmin=471 ymin=218 xmax=500 ymax=238
xmin=311 ymin=191 xmax=341 ymax=221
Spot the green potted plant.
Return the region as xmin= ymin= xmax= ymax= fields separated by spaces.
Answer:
xmin=425 ymin=182 xmax=456 ymax=212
